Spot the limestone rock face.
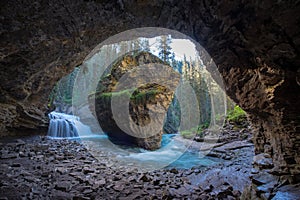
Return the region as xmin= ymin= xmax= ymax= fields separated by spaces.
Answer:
xmin=93 ymin=52 xmax=180 ymax=150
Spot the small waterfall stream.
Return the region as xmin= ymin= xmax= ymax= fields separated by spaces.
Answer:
xmin=47 ymin=111 xmax=100 ymax=138
xmin=47 ymin=111 xmax=80 ymax=138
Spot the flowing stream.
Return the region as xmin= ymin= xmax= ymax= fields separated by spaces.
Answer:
xmin=48 ymin=112 xmax=79 ymax=138
xmin=47 ymin=111 xmax=218 ymax=170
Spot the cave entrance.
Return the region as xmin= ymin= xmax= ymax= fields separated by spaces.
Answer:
xmin=47 ymin=28 xmax=251 ymax=171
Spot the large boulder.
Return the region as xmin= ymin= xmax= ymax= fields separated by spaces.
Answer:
xmin=92 ymin=52 xmax=180 ymax=150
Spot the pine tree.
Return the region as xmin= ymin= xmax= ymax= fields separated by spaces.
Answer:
xmin=119 ymin=41 xmax=128 ymax=55
xmin=157 ymin=35 xmax=173 ymax=63
xmin=140 ymin=38 xmax=150 ymax=52
xmin=132 ymin=39 xmax=140 ymax=51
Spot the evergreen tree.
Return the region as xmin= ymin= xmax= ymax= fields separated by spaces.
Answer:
xmin=119 ymin=41 xmax=128 ymax=55
xmin=139 ymin=38 xmax=150 ymax=52
xmin=132 ymin=39 xmax=140 ymax=51
xmin=157 ymin=35 xmax=173 ymax=63
xmin=170 ymin=52 xmax=176 ymax=67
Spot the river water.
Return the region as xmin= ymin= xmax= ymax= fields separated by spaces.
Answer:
xmin=47 ymin=111 xmax=218 ymax=171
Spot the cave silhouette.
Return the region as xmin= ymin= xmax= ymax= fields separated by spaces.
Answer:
xmin=1 ymin=1 xmax=299 ymax=198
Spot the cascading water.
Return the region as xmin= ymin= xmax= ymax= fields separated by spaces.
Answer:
xmin=81 ymin=134 xmax=218 ymax=170
xmin=47 ymin=111 xmax=219 ymax=170
xmin=48 ymin=111 xmax=99 ymax=138
xmin=47 ymin=111 xmax=80 ymax=138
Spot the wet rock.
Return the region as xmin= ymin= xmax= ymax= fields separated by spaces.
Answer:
xmin=256 ymin=181 xmax=276 ymax=194
xmin=169 ymin=168 xmax=179 ymax=174
xmin=1 ymin=154 xmax=17 ymax=159
xmin=55 ymin=182 xmax=71 ymax=192
xmin=139 ymin=174 xmax=151 ymax=182
xmin=41 ymin=171 xmax=51 ymax=178
xmin=28 ymin=152 xmax=36 ymax=157
xmin=216 ymin=184 xmax=233 ymax=198
xmin=113 ymin=183 xmax=125 ymax=191
xmin=251 ymin=172 xmax=278 ymax=186
xmin=272 ymin=184 xmax=300 ymax=200
xmin=127 ymin=175 xmax=136 ymax=182
xmin=54 ymin=155 xmax=65 ymax=161
xmin=226 ymin=195 xmax=236 ymax=200
xmin=11 ymin=163 xmax=21 ymax=167
xmin=55 ymin=167 xmax=68 ymax=174
xmin=253 ymin=153 xmax=274 ymax=169
xmin=223 ymin=155 xmax=232 ymax=160
xmin=112 ymin=175 xmax=123 ymax=181
xmin=19 ymin=151 xmax=26 ymax=157
xmin=232 ymin=190 xmax=241 ymax=197
xmin=35 ymin=144 xmax=49 ymax=151
xmin=24 ymin=176 xmax=39 ymax=183
xmin=83 ymin=160 xmax=93 ymax=164
xmin=82 ymin=167 xmax=94 ymax=174
xmin=16 ymin=139 xmax=25 ymax=145
xmin=51 ymin=191 xmax=73 ymax=200
xmin=204 ymin=185 xmax=214 ymax=192
xmin=251 ymin=168 xmax=259 ymax=174
xmin=72 ymin=196 xmax=90 ymax=200
xmin=93 ymin=179 xmax=106 ymax=188
xmin=198 ymin=194 xmax=209 ymax=200
xmin=82 ymin=189 xmax=93 ymax=194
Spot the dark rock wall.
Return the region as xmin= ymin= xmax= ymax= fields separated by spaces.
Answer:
xmin=1 ymin=0 xmax=299 ymax=184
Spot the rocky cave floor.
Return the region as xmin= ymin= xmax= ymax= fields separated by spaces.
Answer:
xmin=0 ymin=126 xmax=255 ymax=200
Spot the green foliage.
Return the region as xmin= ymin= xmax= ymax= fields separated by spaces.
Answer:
xmin=48 ymin=67 xmax=80 ymax=108
xmin=180 ymin=125 xmax=206 ymax=139
xmin=215 ymin=113 xmax=226 ymax=124
xmin=48 ymin=83 xmax=57 ymax=108
xmin=157 ymin=35 xmax=173 ymax=63
xmin=98 ymin=89 xmax=133 ymax=102
xmin=97 ymin=88 xmax=161 ymax=105
xmin=132 ymin=89 xmax=159 ymax=104
xmin=163 ymin=96 xmax=181 ymax=133
xmin=226 ymin=105 xmax=247 ymax=123
xmin=180 ymin=130 xmax=195 ymax=139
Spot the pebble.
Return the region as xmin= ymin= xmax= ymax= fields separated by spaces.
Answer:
xmin=0 ymin=135 xmax=254 ymax=199
xmin=11 ymin=163 xmax=21 ymax=167
xmin=55 ymin=182 xmax=71 ymax=192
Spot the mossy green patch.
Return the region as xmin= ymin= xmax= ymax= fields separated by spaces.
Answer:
xmin=180 ymin=130 xmax=195 ymax=139
xmin=226 ymin=105 xmax=247 ymax=123
xmin=96 ymin=89 xmax=133 ymax=104
xmin=96 ymin=87 xmax=163 ymax=105
xmin=180 ymin=124 xmax=206 ymax=139
xmin=131 ymin=89 xmax=160 ymax=104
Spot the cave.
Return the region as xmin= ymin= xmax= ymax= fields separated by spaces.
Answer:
xmin=1 ymin=0 xmax=299 ymax=199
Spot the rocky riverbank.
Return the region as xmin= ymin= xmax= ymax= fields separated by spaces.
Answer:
xmin=0 ymin=131 xmax=255 ymax=200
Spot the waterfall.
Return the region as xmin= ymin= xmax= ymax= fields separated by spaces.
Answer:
xmin=47 ymin=111 xmax=97 ymax=138
xmin=47 ymin=111 xmax=79 ymax=138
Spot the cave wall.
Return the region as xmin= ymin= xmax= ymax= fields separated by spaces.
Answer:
xmin=1 ymin=0 xmax=300 ymax=180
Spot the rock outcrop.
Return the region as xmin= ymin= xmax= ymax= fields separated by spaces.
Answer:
xmin=93 ymin=52 xmax=180 ymax=150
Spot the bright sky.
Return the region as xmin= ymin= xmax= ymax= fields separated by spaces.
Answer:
xmin=170 ymin=39 xmax=197 ymax=60
xmin=148 ymin=37 xmax=197 ymax=61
